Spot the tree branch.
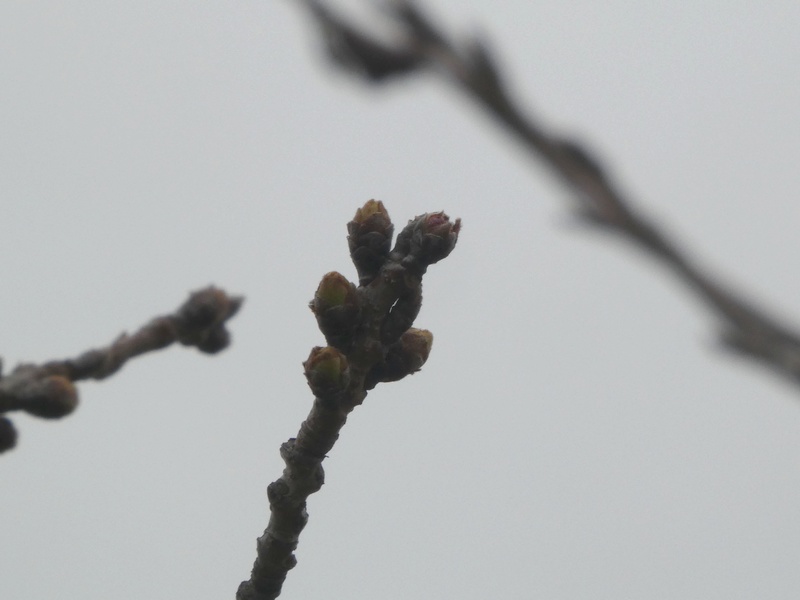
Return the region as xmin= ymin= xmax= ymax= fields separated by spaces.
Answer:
xmin=237 ymin=201 xmax=459 ymax=600
xmin=0 ymin=286 xmax=243 ymax=452
xmin=296 ymin=0 xmax=800 ymax=391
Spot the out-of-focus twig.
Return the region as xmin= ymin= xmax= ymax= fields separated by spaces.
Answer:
xmin=0 ymin=286 xmax=243 ymax=452
xmin=297 ymin=0 xmax=800 ymax=391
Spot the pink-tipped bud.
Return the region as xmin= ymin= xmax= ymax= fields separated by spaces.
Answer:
xmin=393 ymin=211 xmax=461 ymax=273
xmin=421 ymin=211 xmax=460 ymax=239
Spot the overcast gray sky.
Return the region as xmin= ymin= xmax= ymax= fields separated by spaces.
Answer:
xmin=2 ymin=1 xmax=800 ymax=599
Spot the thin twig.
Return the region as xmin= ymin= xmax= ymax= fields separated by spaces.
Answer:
xmin=0 ymin=286 xmax=243 ymax=452
xmin=297 ymin=0 xmax=800 ymax=390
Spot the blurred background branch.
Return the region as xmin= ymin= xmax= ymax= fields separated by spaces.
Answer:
xmin=0 ymin=286 xmax=242 ymax=452
xmin=297 ymin=0 xmax=800 ymax=392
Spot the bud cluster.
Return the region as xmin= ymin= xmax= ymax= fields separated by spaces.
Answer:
xmin=252 ymin=200 xmax=458 ymax=599
xmin=305 ymin=200 xmax=459 ymax=405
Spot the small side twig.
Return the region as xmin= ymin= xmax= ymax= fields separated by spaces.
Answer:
xmin=297 ymin=0 xmax=800 ymax=391
xmin=237 ymin=200 xmax=460 ymax=600
xmin=0 ymin=286 xmax=243 ymax=452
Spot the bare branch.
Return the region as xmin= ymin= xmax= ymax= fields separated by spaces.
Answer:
xmin=298 ymin=0 xmax=800 ymax=390
xmin=237 ymin=201 xmax=459 ymax=600
xmin=0 ymin=286 xmax=243 ymax=452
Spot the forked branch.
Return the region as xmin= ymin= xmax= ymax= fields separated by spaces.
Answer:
xmin=237 ymin=201 xmax=460 ymax=600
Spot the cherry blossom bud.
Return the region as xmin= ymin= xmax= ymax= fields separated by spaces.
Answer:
xmin=310 ymin=272 xmax=362 ymax=350
xmin=303 ymin=346 xmax=350 ymax=399
xmin=347 ymin=199 xmax=394 ymax=285
xmin=393 ymin=211 xmax=461 ymax=274
xmin=398 ymin=328 xmax=434 ymax=372
xmin=365 ymin=328 xmax=433 ymax=389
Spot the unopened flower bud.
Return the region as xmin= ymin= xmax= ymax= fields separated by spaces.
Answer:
xmin=311 ymin=272 xmax=358 ymax=313
xmin=399 ymin=328 xmax=433 ymax=372
xmin=310 ymin=272 xmax=361 ymax=350
xmin=303 ymin=346 xmax=350 ymax=399
xmin=393 ymin=211 xmax=461 ymax=274
xmin=365 ymin=328 xmax=433 ymax=389
xmin=415 ymin=211 xmax=461 ymax=266
xmin=347 ymin=199 xmax=394 ymax=285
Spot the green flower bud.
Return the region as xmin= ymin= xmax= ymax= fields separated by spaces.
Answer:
xmin=310 ymin=272 xmax=361 ymax=351
xmin=364 ymin=328 xmax=433 ymax=389
xmin=311 ymin=272 xmax=357 ymax=313
xmin=347 ymin=199 xmax=394 ymax=285
xmin=399 ymin=328 xmax=433 ymax=372
xmin=303 ymin=346 xmax=350 ymax=399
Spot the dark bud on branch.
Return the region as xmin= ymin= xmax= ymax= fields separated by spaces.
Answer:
xmin=310 ymin=272 xmax=362 ymax=351
xmin=347 ymin=200 xmax=394 ymax=286
xmin=303 ymin=346 xmax=350 ymax=401
xmin=5 ymin=375 xmax=80 ymax=419
xmin=173 ymin=286 xmax=243 ymax=354
xmin=393 ymin=211 xmax=461 ymax=275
